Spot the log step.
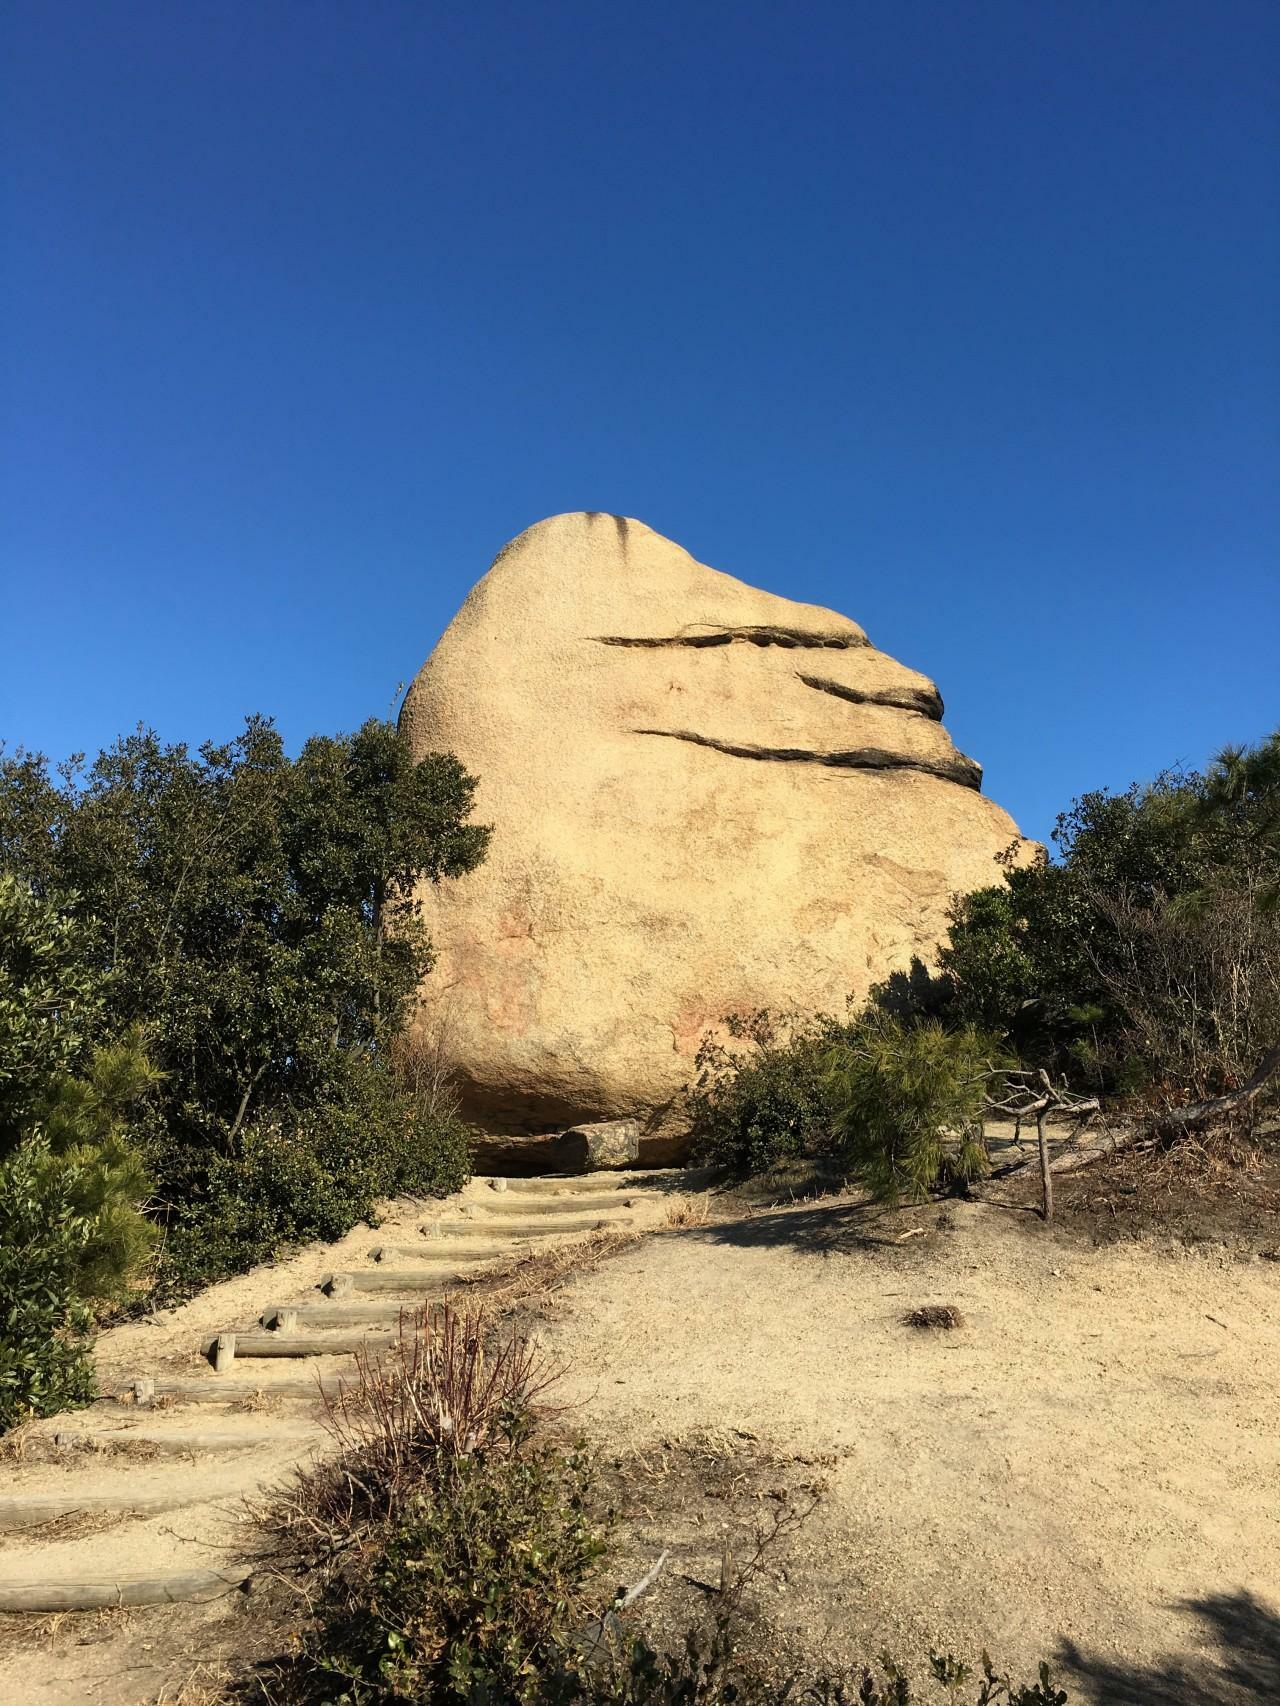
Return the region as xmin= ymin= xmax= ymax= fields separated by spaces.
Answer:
xmin=415 ymin=1214 xmax=636 ymax=1240
xmin=368 ymin=1243 xmax=498 ymax=1265
xmin=51 ymin=1425 xmax=317 ymax=1455
xmin=0 ymin=1566 xmax=252 ymax=1613
xmin=102 ymin=1375 xmax=351 ymax=1404
xmin=467 ymin=1194 xmax=651 ymax=1221
xmin=0 ymin=1489 xmax=234 ymax=1531
xmin=323 ymin=1267 xmax=490 ymax=1294
xmin=202 ymin=1332 xmax=393 ymax=1363
xmin=262 ymin=1301 xmax=423 ymax=1328
xmin=477 ymin=1171 xmax=682 ymax=1195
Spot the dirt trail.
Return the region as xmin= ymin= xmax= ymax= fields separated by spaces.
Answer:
xmin=543 ymin=1194 xmax=1280 ymax=1699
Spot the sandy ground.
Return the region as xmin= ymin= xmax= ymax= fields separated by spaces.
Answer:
xmin=541 ymin=1194 xmax=1280 ymax=1700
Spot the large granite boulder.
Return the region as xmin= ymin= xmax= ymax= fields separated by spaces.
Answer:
xmin=400 ymin=513 xmax=1029 ymax=1134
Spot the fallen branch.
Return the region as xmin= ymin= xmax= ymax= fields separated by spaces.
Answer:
xmin=1148 ymin=1040 xmax=1280 ymax=1135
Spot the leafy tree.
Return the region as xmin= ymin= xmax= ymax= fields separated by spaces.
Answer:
xmin=939 ymin=731 xmax=1280 ymax=1116
xmin=0 ymin=1143 xmax=98 ymax=1431
xmin=0 ymin=873 xmax=156 ymax=1298
xmin=0 ymin=869 xmax=105 ymax=1145
xmin=0 ymin=876 xmax=158 ymax=1428
xmin=0 ymin=717 xmax=489 ymax=1289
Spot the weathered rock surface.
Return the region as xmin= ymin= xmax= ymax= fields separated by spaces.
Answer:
xmin=561 ymin=1118 xmax=640 ymax=1170
xmin=401 ymin=513 xmax=1030 ymax=1135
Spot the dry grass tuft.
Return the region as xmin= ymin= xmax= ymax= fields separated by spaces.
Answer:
xmin=261 ymin=1301 xmax=562 ymax=1563
xmin=0 ymin=1422 xmax=35 ymax=1463
xmin=665 ymin=1193 xmax=711 ymax=1228
xmin=156 ymin=1659 xmax=233 ymax=1704
xmin=454 ymin=1223 xmax=645 ymax=1313
xmin=902 ymin=1304 xmax=965 ymax=1330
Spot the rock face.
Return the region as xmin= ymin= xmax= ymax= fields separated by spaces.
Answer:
xmin=400 ymin=513 xmax=1029 ymax=1134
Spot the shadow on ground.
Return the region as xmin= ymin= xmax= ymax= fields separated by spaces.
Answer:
xmin=699 ymin=1194 xmax=945 ymax=1256
xmin=1060 ymin=1589 xmax=1280 ymax=1704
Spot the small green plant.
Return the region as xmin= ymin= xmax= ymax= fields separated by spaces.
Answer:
xmin=686 ymin=1010 xmax=846 ymax=1177
xmin=297 ymin=1445 xmax=606 ymax=1704
xmin=827 ymin=1013 xmax=1003 ymax=1203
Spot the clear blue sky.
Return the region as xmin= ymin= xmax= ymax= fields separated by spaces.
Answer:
xmin=3 ymin=1 xmax=1276 ymax=843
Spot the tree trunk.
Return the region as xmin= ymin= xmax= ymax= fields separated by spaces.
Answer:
xmin=1037 ymin=1108 xmax=1053 ymax=1224
xmin=226 ymin=1061 xmax=268 ymax=1148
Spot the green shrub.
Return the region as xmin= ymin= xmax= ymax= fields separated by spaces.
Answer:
xmin=827 ymin=1014 xmax=1003 ymax=1203
xmin=685 ymin=1008 xmax=1004 ymax=1202
xmin=292 ymin=1445 xmax=605 ymax=1704
xmin=686 ymin=1011 xmax=846 ymax=1177
xmin=0 ymin=1143 xmax=97 ymax=1430
xmin=161 ymin=1059 xmax=470 ymax=1293
xmin=263 ymin=1305 xmax=606 ymax=1705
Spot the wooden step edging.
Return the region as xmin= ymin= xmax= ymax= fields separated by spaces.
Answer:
xmin=52 ymin=1426 xmax=319 ymax=1455
xmin=103 ymin=1374 xmax=352 ymax=1405
xmin=0 ymin=1489 xmax=240 ymax=1532
xmin=368 ymin=1243 xmax=498 ymax=1265
xmin=0 ymin=1566 xmax=252 ymax=1613
xmin=416 ymin=1214 xmax=635 ymax=1240
xmin=479 ymin=1170 xmax=682 ymax=1194
xmin=262 ymin=1302 xmax=423 ymax=1328
xmin=322 ymin=1268 xmax=494 ymax=1294
xmin=202 ymin=1332 xmax=394 ymax=1366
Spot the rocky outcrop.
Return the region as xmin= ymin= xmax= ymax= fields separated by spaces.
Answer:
xmin=400 ymin=513 xmax=1030 ymax=1135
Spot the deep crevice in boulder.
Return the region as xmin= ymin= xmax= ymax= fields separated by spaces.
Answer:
xmin=592 ymin=626 xmax=868 ymax=650
xmin=631 ymin=727 xmax=982 ymax=790
xmin=796 ymin=671 xmax=944 ymax=721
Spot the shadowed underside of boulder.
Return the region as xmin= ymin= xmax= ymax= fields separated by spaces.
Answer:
xmin=400 ymin=513 xmax=1031 ymax=1137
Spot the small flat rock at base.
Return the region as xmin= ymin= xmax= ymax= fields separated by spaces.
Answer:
xmin=470 ymin=1124 xmax=653 ymax=1176
xmin=561 ymin=1118 xmax=640 ymax=1170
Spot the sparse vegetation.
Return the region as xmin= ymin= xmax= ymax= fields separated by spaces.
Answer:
xmin=941 ymin=731 xmax=1280 ymax=1125
xmin=688 ymin=732 xmax=1280 ymax=1199
xmin=256 ymin=1306 xmax=1065 ymax=1706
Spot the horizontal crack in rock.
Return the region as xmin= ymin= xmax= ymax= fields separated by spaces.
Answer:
xmin=632 ymin=728 xmax=982 ymax=790
xmin=592 ymin=626 xmax=868 ymax=650
xmin=796 ymin=671 xmax=944 ymax=721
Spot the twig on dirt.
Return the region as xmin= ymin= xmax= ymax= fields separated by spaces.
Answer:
xmin=615 ymin=1548 xmax=669 ymax=1611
